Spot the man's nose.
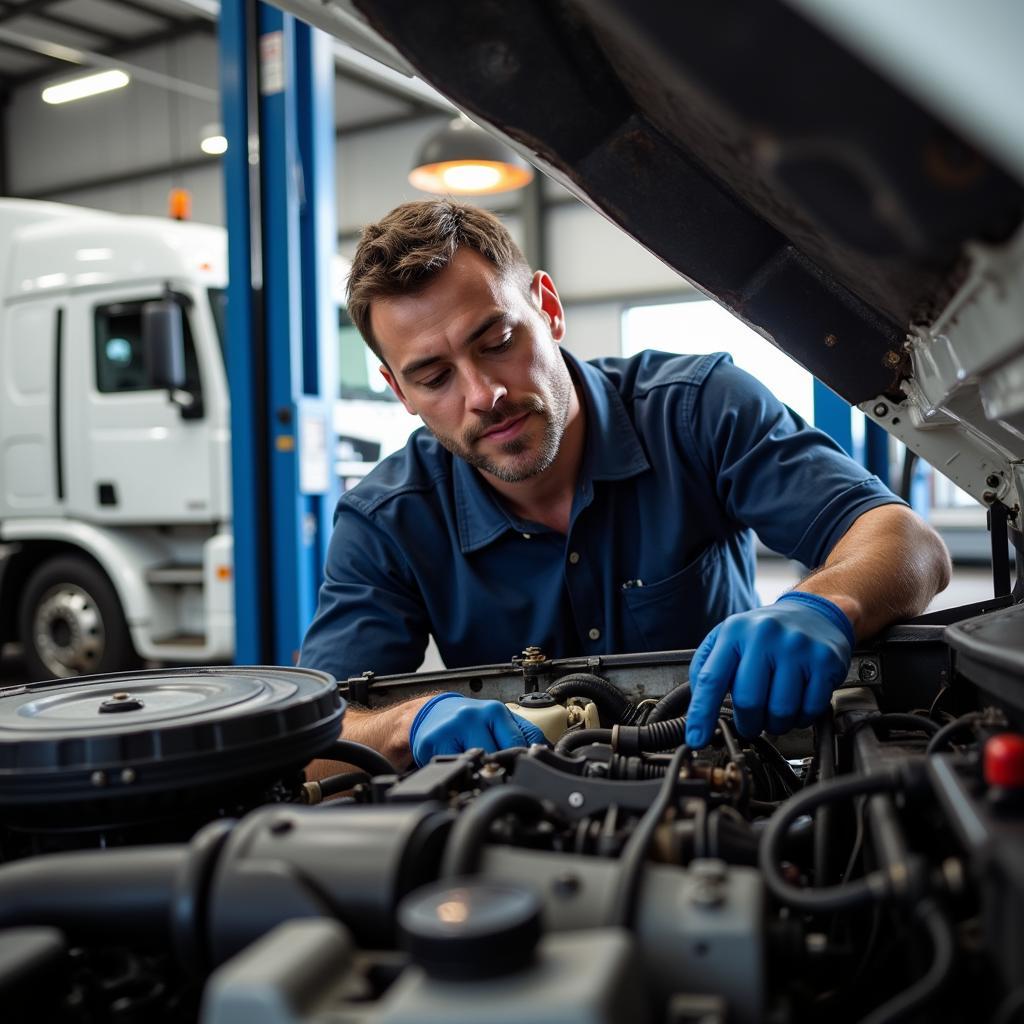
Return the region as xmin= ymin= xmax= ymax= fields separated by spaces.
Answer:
xmin=464 ymin=367 xmax=507 ymax=411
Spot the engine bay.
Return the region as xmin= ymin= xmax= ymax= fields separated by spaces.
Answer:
xmin=2 ymin=606 xmax=1022 ymax=1023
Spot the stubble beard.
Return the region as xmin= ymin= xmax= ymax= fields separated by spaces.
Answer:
xmin=430 ymin=364 xmax=573 ymax=484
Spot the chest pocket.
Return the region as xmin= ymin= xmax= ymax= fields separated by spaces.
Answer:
xmin=621 ymin=540 xmax=735 ymax=652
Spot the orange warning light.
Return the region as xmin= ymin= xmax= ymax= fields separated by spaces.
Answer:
xmin=168 ymin=188 xmax=192 ymax=221
xmin=216 ymin=565 xmax=232 ymax=581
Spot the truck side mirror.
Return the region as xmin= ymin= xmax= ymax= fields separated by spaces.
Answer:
xmin=142 ymin=299 xmax=186 ymax=391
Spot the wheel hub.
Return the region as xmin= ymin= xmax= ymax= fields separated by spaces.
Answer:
xmin=33 ymin=584 xmax=106 ymax=678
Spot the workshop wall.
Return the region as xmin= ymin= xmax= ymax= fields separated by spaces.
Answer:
xmin=5 ymin=32 xmax=693 ymax=362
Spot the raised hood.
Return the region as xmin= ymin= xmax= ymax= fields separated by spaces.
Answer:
xmin=284 ymin=0 xmax=1024 ymax=520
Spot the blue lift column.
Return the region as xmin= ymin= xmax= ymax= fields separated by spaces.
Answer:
xmin=219 ymin=1 xmax=339 ymax=666
xmin=813 ymin=379 xmax=891 ymax=484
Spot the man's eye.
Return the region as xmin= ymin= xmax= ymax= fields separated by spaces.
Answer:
xmin=484 ymin=333 xmax=513 ymax=354
xmin=421 ymin=371 xmax=449 ymax=390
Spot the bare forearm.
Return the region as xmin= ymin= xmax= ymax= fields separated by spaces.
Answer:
xmin=795 ymin=504 xmax=951 ymax=640
xmin=305 ymin=693 xmax=435 ymax=782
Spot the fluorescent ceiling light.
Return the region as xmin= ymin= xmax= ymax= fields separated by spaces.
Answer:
xmin=42 ymin=69 xmax=130 ymax=105
xmin=201 ymin=134 xmax=228 ymax=156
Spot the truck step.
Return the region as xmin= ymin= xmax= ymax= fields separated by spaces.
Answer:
xmin=146 ymin=565 xmax=204 ymax=585
xmin=149 ymin=633 xmax=206 ymax=647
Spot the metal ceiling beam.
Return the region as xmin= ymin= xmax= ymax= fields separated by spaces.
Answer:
xmin=9 ymin=17 xmax=215 ymax=85
xmin=13 ymin=110 xmax=439 ymax=200
xmin=333 ymin=63 xmax=436 ymax=116
xmin=0 ymin=0 xmax=63 ymax=26
xmin=104 ymin=0 xmax=182 ymax=27
xmin=5 ymin=19 xmax=216 ymax=92
xmin=7 ymin=6 xmax=131 ymax=46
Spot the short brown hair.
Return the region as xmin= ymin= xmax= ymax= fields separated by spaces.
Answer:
xmin=346 ymin=199 xmax=531 ymax=361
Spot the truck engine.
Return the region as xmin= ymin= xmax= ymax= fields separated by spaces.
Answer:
xmin=2 ymin=607 xmax=1022 ymax=1023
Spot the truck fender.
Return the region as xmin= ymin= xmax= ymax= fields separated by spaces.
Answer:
xmin=0 ymin=519 xmax=168 ymax=632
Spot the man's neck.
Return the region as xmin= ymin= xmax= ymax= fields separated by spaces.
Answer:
xmin=483 ymin=381 xmax=586 ymax=535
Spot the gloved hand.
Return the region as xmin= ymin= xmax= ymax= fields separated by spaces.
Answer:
xmin=410 ymin=693 xmax=548 ymax=766
xmin=685 ymin=592 xmax=855 ymax=748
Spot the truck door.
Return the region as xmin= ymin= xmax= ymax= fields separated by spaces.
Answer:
xmin=61 ymin=288 xmax=215 ymax=524
xmin=0 ymin=300 xmax=61 ymax=518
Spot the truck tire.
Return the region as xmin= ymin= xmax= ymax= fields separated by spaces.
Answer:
xmin=18 ymin=555 xmax=141 ymax=680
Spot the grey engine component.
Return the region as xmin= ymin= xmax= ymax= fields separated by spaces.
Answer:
xmin=2 ymin=633 xmax=1024 ymax=1023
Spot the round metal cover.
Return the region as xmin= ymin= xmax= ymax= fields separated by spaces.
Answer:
xmin=0 ymin=666 xmax=344 ymax=805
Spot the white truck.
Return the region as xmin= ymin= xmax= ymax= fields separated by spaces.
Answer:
xmin=0 ymin=198 xmax=412 ymax=680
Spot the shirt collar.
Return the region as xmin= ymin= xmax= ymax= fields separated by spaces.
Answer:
xmin=453 ymin=348 xmax=650 ymax=554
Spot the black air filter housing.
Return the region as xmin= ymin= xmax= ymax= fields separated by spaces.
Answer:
xmin=0 ymin=666 xmax=344 ymax=856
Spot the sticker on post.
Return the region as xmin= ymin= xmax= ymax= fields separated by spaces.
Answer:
xmin=260 ymin=31 xmax=285 ymax=95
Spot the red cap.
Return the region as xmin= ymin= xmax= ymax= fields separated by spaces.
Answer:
xmin=983 ymin=733 xmax=1024 ymax=788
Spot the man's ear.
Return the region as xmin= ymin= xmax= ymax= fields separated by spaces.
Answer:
xmin=380 ymin=365 xmax=417 ymax=416
xmin=530 ymin=270 xmax=566 ymax=342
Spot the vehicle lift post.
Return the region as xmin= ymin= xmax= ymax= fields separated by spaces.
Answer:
xmin=219 ymin=0 xmax=339 ymax=665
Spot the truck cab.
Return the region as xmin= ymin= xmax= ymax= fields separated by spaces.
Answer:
xmin=0 ymin=199 xmax=234 ymax=678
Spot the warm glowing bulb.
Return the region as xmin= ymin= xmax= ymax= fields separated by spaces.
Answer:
xmin=440 ymin=164 xmax=503 ymax=191
xmin=201 ymin=135 xmax=228 ymax=156
xmin=42 ymin=69 xmax=130 ymax=105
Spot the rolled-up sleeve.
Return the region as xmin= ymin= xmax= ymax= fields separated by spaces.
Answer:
xmin=684 ymin=357 xmax=905 ymax=568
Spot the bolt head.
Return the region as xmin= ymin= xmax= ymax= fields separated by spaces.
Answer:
xmin=859 ymin=661 xmax=880 ymax=683
xmin=873 ymin=403 xmax=888 ymax=417
xmin=90 ymin=770 xmax=107 ymax=787
xmin=120 ymin=768 xmax=136 ymax=784
xmin=567 ymin=791 xmax=585 ymax=808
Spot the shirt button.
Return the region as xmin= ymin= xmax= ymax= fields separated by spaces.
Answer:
xmin=568 ymin=551 xmax=580 ymax=564
xmin=522 ymin=533 xmax=531 ymax=539
xmin=588 ymin=627 xmax=600 ymax=641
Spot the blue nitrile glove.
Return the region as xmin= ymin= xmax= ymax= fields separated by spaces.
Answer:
xmin=410 ymin=693 xmax=548 ymax=767
xmin=685 ymin=592 xmax=855 ymax=748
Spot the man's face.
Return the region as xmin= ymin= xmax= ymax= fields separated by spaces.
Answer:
xmin=371 ymin=248 xmax=573 ymax=484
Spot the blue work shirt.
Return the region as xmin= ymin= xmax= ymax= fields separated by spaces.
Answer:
xmin=300 ymin=350 xmax=901 ymax=681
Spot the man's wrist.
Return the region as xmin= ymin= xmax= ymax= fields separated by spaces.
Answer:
xmin=347 ymin=694 xmax=436 ymax=769
xmin=790 ymin=587 xmax=862 ymax=642
xmin=782 ymin=589 xmax=859 ymax=646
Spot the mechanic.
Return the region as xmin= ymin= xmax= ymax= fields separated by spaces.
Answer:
xmin=300 ymin=199 xmax=951 ymax=770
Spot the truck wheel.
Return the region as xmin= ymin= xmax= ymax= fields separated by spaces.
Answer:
xmin=18 ymin=556 xmax=140 ymax=680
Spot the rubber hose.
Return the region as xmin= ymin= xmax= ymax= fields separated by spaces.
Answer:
xmin=318 ymin=770 xmax=370 ymax=798
xmin=0 ymin=846 xmax=185 ymax=941
xmin=610 ymin=755 xmax=668 ymax=780
xmin=440 ymin=785 xmax=550 ymax=878
xmin=857 ymin=899 xmax=954 ymax=1024
xmin=554 ymin=727 xmax=613 ymax=755
xmin=647 ymin=682 xmax=692 ymax=723
xmin=319 ymin=739 xmax=396 ymax=777
xmin=614 ymin=716 xmax=686 ymax=756
xmin=759 ymin=770 xmax=901 ymax=912
xmin=814 ymin=712 xmax=836 ymax=887
xmin=546 ymin=673 xmax=631 ymax=724
xmin=855 ymin=713 xmax=940 ymax=738
xmin=608 ymin=742 xmax=691 ymax=927
xmin=925 ymin=712 xmax=985 ymax=755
